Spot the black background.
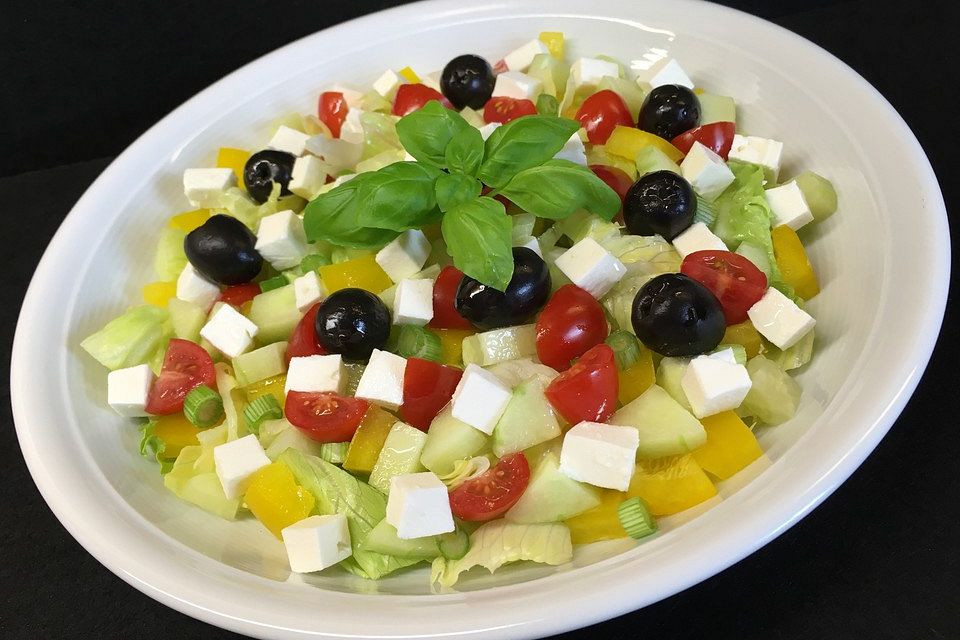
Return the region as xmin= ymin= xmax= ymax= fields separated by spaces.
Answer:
xmin=2 ymin=1 xmax=958 ymax=638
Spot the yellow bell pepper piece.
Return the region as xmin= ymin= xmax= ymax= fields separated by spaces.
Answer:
xmin=618 ymin=347 xmax=656 ymax=405
xmin=722 ymin=322 xmax=763 ymax=359
xmin=564 ymin=490 xmax=629 ymax=544
xmin=153 ymin=414 xmax=201 ymax=460
xmin=142 ymin=281 xmax=177 ymax=308
xmin=398 ymin=66 xmax=421 ymax=83
xmin=605 ymin=126 xmax=685 ymax=164
xmin=692 ymin=411 xmax=763 ymax=480
xmin=436 ymin=328 xmax=474 ymax=367
xmin=342 ymin=406 xmax=397 ymax=474
xmin=539 ymin=31 xmax=565 ymax=58
xmin=168 ymin=208 xmax=211 ymax=232
xmin=628 ymin=455 xmax=717 ymax=516
xmin=216 ymin=147 xmax=251 ymax=184
xmin=244 ymin=374 xmax=287 ymax=409
xmin=244 ymin=462 xmax=316 ymax=538
xmin=771 ymin=225 xmax=820 ymax=300
xmin=320 ymin=255 xmax=393 ymax=295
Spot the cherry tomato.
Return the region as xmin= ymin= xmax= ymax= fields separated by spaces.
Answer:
xmin=671 ymin=122 xmax=736 ymax=159
xmin=400 ymin=358 xmax=463 ymax=431
xmin=318 ymin=91 xmax=348 ymax=139
xmin=392 ymin=83 xmax=452 ymax=117
xmin=286 ymin=302 xmax=327 ymax=365
xmin=544 ymin=344 xmax=618 ymax=424
xmin=483 ymin=97 xmax=537 ymax=124
xmin=680 ymin=250 xmax=768 ymax=324
xmin=428 ymin=266 xmax=474 ymax=330
xmin=575 ymin=90 xmax=634 ymax=145
xmin=218 ymin=283 xmax=261 ymax=309
xmin=448 ymin=453 xmax=530 ymax=521
xmin=535 ymin=285 xmax=609 ymax=371
xmin=589 ymin=164 xmax=633 ymax=224
xmin=145 ymin=339 xmax=216 ymax=415
xmin=285 ymin=391 xmax=369 ymax=443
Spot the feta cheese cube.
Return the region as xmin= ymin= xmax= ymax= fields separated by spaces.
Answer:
xmin=681 ymin=355 xmax=753 ymax=418
xmin=330 ymin=84 xmax=364 ymax=108
xmin=386 ymin=472 xmax=455 ymax=539
xmin=354 ymin=349 xmax=407 ymax=410
xmin=554 ymin=237 xmax=627 ymax=298
xmin=638 ymin=58 xmax=695 ymax=89
xmin=372 ymin=69 xmax=407 ymax=97
xmin=503 ymin=38 xmax=550 ymax=72
xmin=199 ymin=304 xmax=259 ymax=358
xmin=255 ymin=210 xmax=311 ymax=271
xmin=289 ymin=155 xmax=328 ymax=199
xmin=450 ymin=363 xmax=513 ymax=435
xmin=747 ymin=287 xmax=816 ymax=350
xmin=106 ymin=364 xmax=154 ymax=417
xmin=305 ymin=135 xmax=363 ymax=171
xmin=213 ymin=434 xmax=271 ymax=499
xmin=393 ymin=278 xmax=435 ymax=326
xmin=176 ymin=263 xmax=221 ymax=311
xmin=513 ymin=236 xmax=542 ymax=257
xmin=421 ymin=71 xmax=442 ymax=92
xmin=681 ymin=141 xmax=736 ymax=201
xmin=569 ymin=57 xmax=620 ymax=88
xmin=553 ymin=132 xmax=587 ymax=165
xmin=339 ymin=108 xmax=365 ymax=145
xmin=293 ymin=271 xmax=325 ymax=313
xmin=375 ymin=229 xmax=431 ymax=283
xmin=282 ymin=514 xmax=352 ymax=573
xmin=492 ymin=71 xmax=543 ymax=100
xmin=477 ymin=122 xmax=501 ymax=141
xmin=559 ymin=422 xmax=639 ymax=491
xmin=183 ymin=168 xmax=236 ymax=208
xmin=672 ymin=222 xmax=727 ymax=258
xmin=728 ymin=134 xmax=784 ymax=181
xmin=765 ymin=181 xmax=814 ymax=231
xmin=268 ymin=125 xmax=311 ymax=156
xmin=285 ymin=354 xmax=344 ymax=395
xmin=710 ymin=347 xmax=737 ymax=364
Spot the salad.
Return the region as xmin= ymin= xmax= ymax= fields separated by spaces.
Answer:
xmin=81 ymin=32 xmax=837 ymax=587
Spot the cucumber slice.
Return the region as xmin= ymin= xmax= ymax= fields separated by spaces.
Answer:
xmin=635 ymin=145 xmax=681 ymax=177
xmin=368 ymin=421 xmax=428 ymax=495
xmin=461 ymin=325 xmax=537 ymax=366
xmin=735 ymin=242 xmax=774 ymax=280
xmin=167 ymin=297 xmax=206 ymax=342
xmin=612 ymin=384 xmax=706 ymax=458
xmin=232 ymin=341 xmax=288 ymax=387
xmin=792 ymin=171 xmax=838 ymax=223
xmin=248 ymin=284 xmax=300 ymax=345
xmin=697 ymin=92 xmax=736 ymax=125
xmin=505 ymin=453 xmax=601 ymax=523
xmin=437 ymin=527 xmax=470 ymax=560
xmin=363 ymin=519 xmax=440 ymax=559
xmin=420 ymin=404 xmax=489 ymax=476
xmin=492 ymin=377 xmax=561 ymax=457
xmin=655 ymin=357 xmax=693 ymax=411
xmin=739 ymin=355 xmax=802 ymax=425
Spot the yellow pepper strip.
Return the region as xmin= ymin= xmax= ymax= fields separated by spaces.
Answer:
xmin=722 ymin=322 xmax=763 ymax=359
xmin=564 ymin=490 xmax=628 ymax=545
xmin=216 ymin=147 xmax=251 ymax=185
xmin=244 ymin=462 xmax=315 ymax=539
xmin=627 ymin=455 xmax=717 ymax=516
xmin=539 ymin=31 xmax=565 ymax=58
xmin=435 ymin=328 xmax=474 ymax=367
xmin=618 ymin=347 xmax=656 ymax=405
xmin=605 ymin=126 xmax=685 ymax=164
xmin=398 ymin=66 xmax=421 ymax=83
xmin=168 ymin=208 xmax=210 ymax=232
xmin=244 ymin=374 xmax=287 ymax=409
xmin=153 ymin=414 xmax=201 ymax=460
xmin=343 ymin=406 xmax=398 ymax=474
xmin=142 ymin=281 xmax=177 ymax=308
xmin=319 ymin=255 xmax=393 ymax=295
xmin=691 ymin=411 xmax=764 ymax=480
xmin=771 ymin=225 xmax=820 ymax=300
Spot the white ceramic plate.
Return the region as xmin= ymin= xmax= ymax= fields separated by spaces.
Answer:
xmin=12 ymin=0 xmax=949 ymax=638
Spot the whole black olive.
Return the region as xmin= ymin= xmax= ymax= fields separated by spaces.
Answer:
xmin=638 ymin=85 xmax=701 ymax=140
xmin=623 ymin=170 xmax=697 ymax=240
xmin=184 ymin=214 xmax=262 ymax=285
xmin=314 ymin=288 xmax=391 ymax=361
xmin=454 ymin=247 xmax=551 ymax=331
xmin=243 ymin=150 xmax=296 ymax=204
xmin=631 ymin=273 xmax=725 ymax=356
xmin=440 ymin=54 xmax=496 ymax=110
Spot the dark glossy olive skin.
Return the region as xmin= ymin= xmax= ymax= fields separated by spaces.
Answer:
xmin=623 ymin=170 xmax=697 ymax=241
xmin=454 ymin=247 xmax=551 ymax=331
xmin=638 ymin=85 xmax=701 ymax=140
xmin=314 ymin=288 xmax=391 ymax=361
xmin=440 ymin=54 xmax=496 ymax=110
xmin=184 ymin=214 xmax=262 ymax=285
xmin=243 ymin=150 xmax=296 ymax=204
xmin=631 ymin=273 xmax=725 ymax=356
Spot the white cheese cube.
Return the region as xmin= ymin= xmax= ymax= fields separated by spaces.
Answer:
xmin=450 ymin=363 xmax=513 ymax=435
xmin=329 ymin=84 xmax=364 ymax=108
xmin=386 ymin=472 xmax=455 ymax=539
xmin=289 ymin=155 xmax=328 ymax=199
xmin=254 ymin=210 xmax=311 ymax=271
xmin=710 ymin=347 xmax=737 ymax=364
xmin=176 ymin=263 xmax=221 ymax=311
xmin=672 ymin=222 xmax=727 ymax=258
xmin=282 ymin=514 xmax=352 ymax=573
xmin=765 ymin=181 xmax=814 ymax=231
xmin=331 ymin=173 xmax=356 ymax=187
xmin=199 ymin=304 xmax=259 ymax=358
xmin=513 ymin=236 xmax=542 ymax=257
xmin=293 ymin=271 xmax=325 ymax=313
xmin=638 ymin=58 xmax=695 ymax=89
xmin=492 ymin=71 xmax=543 ymax=100
xmin=554 ymin=237 xmax=627 ymax=298
xmin=372 ymin=69 xmax=407 ymax=97
xmin=681 ymin=355 xmax=753 ymax=419
xmin=559 ymin=422 xmax=639 ymax=491
xmin=393 ymin=278 xmax=435 ymax=326
xmin=106 ymin=364 xmax=154 ymax=417
xmin=570 ymin=57 xmax=620 ymax=88
xmin=305 ymin=135 xmax=363 ymax=171
xmin=728 ymin=134 xmax=784 ymax=181
xmin=553 ymin=132 xmax=587 ymax=165
xmin=339 ymin=108 xmax=365 ymax=145
xmin=477 ymin=122 xmax=501 ymax=141
xmin=375 ymin=229 xmax=431 ymax=283
xmin=503 ymin=38 xmax=550 ymax=72
xmin=285 ymin=354 xmax=344 ymax=395
xmin=268 ymin=125 xmax=311 ymax=157
xmin=421 ymin=71 xmax=442 ymax=92
xmin=747 ymin=287 xmax=816 ymax=349
xmin=183 ymin=168 xmax=236 ymax=208
xmin=354 ymin=349 xmax=407 ymax=410
xmin=213 ymin=434 xmax=271 ymax=499
xmin=681 ymin=141 xmax=736 ymax=201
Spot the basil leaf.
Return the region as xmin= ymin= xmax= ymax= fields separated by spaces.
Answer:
xmin=499 ymin=159 xmax=622 ymax=221
xmin=395 ymin=101 xmax=471 ymax=167
xmin=477 ymin=116 xmax=580 ymax=188
xmin=441 ymin=197 xmax=514 ymax=291
xmin=435 ymin=173 xmax=482 ymax=213
xmin=303 ymin=180 xmax=398 ymax=249
xmin=354 ymin=162 xmax=443 ymax=231
xmin=536 ymin=93 xmax=559 ymax=116
xmin=444 ymin=126 xmax=484 ymax=176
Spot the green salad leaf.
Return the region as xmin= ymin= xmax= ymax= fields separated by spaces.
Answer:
xmin=444 ymin=125 xmax=485 ymax=176
xmin=536 ymin=93 xmax=559 ymax=116
xmin=302 ymin=179 xmax=399 ymax=249
xmin=477 ymin=116 xmax=580 ymax=187
xmin=153 ymin=226 xmax=188 ymax=281
xmin=81 ymin=305 xmax=170 ymax=371
xmin=138 ymin=420 xmax=174 ymax=475
xmin=499 ymin=159 xmax=621 ymax=221
xmin=396 ymin=101 xmax=471 ymax=167
xmin=435 ymin=173 xmax=482 ymax=213
xmin=353 ymin=162 xmax=443 ymax=231
xmin=164 ymin=424 xmax=240 ymax=520
xmin=441 ymin=197 xmax=514 ymax=291
xmin=712 ymin=161 xmax=781 ymax=282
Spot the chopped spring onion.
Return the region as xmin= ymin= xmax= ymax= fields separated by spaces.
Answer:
xmin=183 ymin=385 xmax=224 ymax=428
xmin=258 ymin=276 xmax=288 ymax=293
xmin=300 ymin=253 xmax=330 ymax=273
xmin=693 ymin=195 xmax=717 ymax=227
xmin=617 ymin=497 xmax=657 ymax=539
xmin=536 ymin=93 xmax=559 ymax=116
xmin=605 ymin=330 xmax=642 ymax=370
xmin=318 ymin=442 xmax=350 ymax=465
xmin=393 ymin=325 xmax=442 ymax=361
xmin=244 ymin=395 xmax=283 ymax=435
xmin=714 ymin=343 xmax=747 ymax=365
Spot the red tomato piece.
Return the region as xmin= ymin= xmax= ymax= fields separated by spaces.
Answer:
xmin=589 ymin=164 xmax=634 ymax=224
xmin=483 ymin=97 xmax=537 ymax=124
xmin=285 ymin=391 xmax=369 ymax=443
xmin=318 ymin=91 xmax=349 ymax=139
xmin=575 ymin=90 xmax=634 ymax=145
xmin=671 ymin=122 xmax=736 ymax=159
xmin=448 ymin=453 xmax=530 ymax=521
xmin=145 ymin=339 xmax=216 ymax=415
xmin=680 ymin=250 xmax=768 ymax=324
xmin=285 ymin=302 xmax=327 ymax=364
xmin=400 ymin=358 xmax=463 ymax=431
xmin=492 ymin=59 xmax=509 ymax=74
xmin=428 ymin=266 xmax=473 ymax=330
xmin=544 ymin=344 xmax=618 ymax=424
xmin=535 ymin=284 xmax=609 ymax=371
xmin=392 ymin=83 xmax=452 ymax=116
xmin=218 ymin=283 xmax=261 ymax=309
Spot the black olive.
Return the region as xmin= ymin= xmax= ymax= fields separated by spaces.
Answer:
xmin=440 ymin=54 xmax=496 ymax=110
xmin=314 ymin=288 xmax=391 ymax=361
xmin=623 ymin=170 xmax=697 ymax=240
xmin=638 ymin=85 xmax=701 ymax=140
xmin=243 ymin=150 xmax=296 ymax=204
xmin=454 ymin=247 xmax=551 ymax=331
xmin=184 ymin=214 xmax=262 ymax=285
xmin=631 ymin=273 xmax=725 ymax=356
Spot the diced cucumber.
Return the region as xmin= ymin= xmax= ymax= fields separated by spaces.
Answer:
xmin=437 ymin=527 xmax=470 ymax=560
xmin=739 ymin=355 xmax=802 ymax=425
xmin=232 ymin=341 xmax=288 ymax=387
xmin=505 ymin=453 xmax=601 ymax=523
xmin=655 ymin=357 xmax=692 ymax=411
xmin=492 ymin=377 xmax=561 ymax=457
xmin=486 ymin=358 xmax=558 ymax=389
xmin=635 ymin=145 xmax=681 ymax=177
xmin=167 ymin=297 xmax=206 ymax=342
xmin=584 ymin=145 xmax=638 ymax=180
xmin=154 ymin=227 xmax=188 ymax=281
xmin=363 ymin=519 xmax=440 ymax=559
xmin=248 ymin=284 xmax=301 ymax=345
xmin=597 ymin=76 xmax=646 ymax=119
xmin=461 ymin=324 xmax=537 ymax=366
xmin=420 ymin=404 xmax=489 ymax=476
xmin=511 ymin=212 xmax=537 ymax=242
xmin=257 ymin=418 xmax=291 ymax=449
xmin=697 ymin=92 xmax=737 ymax=125
xmin=735 ymin=242 xmax=774 ymax=281
xmin=459 ymin=107 xmax=485 ymax=128
xmin=264 ymin=423 xmax=324 ymax=461
xmin=792 ymin=171 xmax=838 ymax=222
xmin=612 ymin=384 xmax=706 ymax=458
xmin=368 ymin=421 xmax=428 ymax=495
xmin=764 ymin=329 xmax=815 ymax=371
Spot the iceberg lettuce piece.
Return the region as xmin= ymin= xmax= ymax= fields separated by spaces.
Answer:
xmin=212 ymin=183 xmax=306 ymax=230
xmin=153 ymin=226 xmax=188 ymax=281
xmin=215 ymin=363 xmax=247 ymax=442
xmin=712 ymin=161 xmax=781 ymax=282
xmin=555 ymin=211 xmax=621 ymax=245
xmin=599 ymin=233 xmax=681 ymax=271
xmin=163 ymin=425 xmax=240 ymax=520
xmin=360 ymin=111 xmax=401 ymax=160
xmin=81 ymin=305 xmax=170 ymax=371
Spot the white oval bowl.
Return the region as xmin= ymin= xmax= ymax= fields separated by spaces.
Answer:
xmin=12 ymin=0 xmax=949 ymax=638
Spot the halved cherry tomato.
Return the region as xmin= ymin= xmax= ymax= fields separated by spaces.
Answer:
xmin=680 ymin=250 xmax=768 ymax=324
xmin=145 ymin=339 xmax=216 ymax=415
xmin=492 ymin=59 xmax=509 ymax=74
xmin=219 ymin=283 xmax=261 ymax=309
xmin=318 ymin=91 xmax=349 ymax=139
xmin=589 ymin=164 xmax=634 ymax=224
xmin=671 ymin=122 xmax=736 ymax=159
xmin=535 ymin=284 xmax=609 ymax=371
xmin=285 ymin=391 xmax=369 ymax=443
xmin=400 ymin=358 xmax=463 ymax=431
xmin=286 ymin=302 xmax=327 ymax=365
xmin=483 ymin=97 xmax=537 ymax=124
xmin=428 ymin=266 xmax=474 ymax=330
xmin=544 ymin=344 xmax=618 ymax=424
xmin=392 ymin=84 xmax=452 ymax=117
xmin=575 ymin=90 xmax=634 ymax=145
xmin=448 ymin=453 xmax=530 ymax=521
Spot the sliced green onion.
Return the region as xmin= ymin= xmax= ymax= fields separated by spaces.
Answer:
xmin=258 ymin=276 xmax=288 ymax=293
xmin=618 ymin=497 xmax=657 ymax=539
xmin=605 ymin=330 xmax=642 ymax=370
xmin=693 ymin=195 xmax=717 ymax=227
xmin=536 ymin=93 xmax=559 ymax=116
xmin=714 ymin=343 xmax=747 ymax=365
xmin=319 ymin=442 xmax=350 ymax=465
xmin=394 ymin=325 xmax=442 ymax=361
xmin=183 ymin=385 xmax=224 ymax=428
xmin=300 ymin=253 xmax=330 ymax=273
xmin=243 ymin=394 xmax=282 ymax=435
